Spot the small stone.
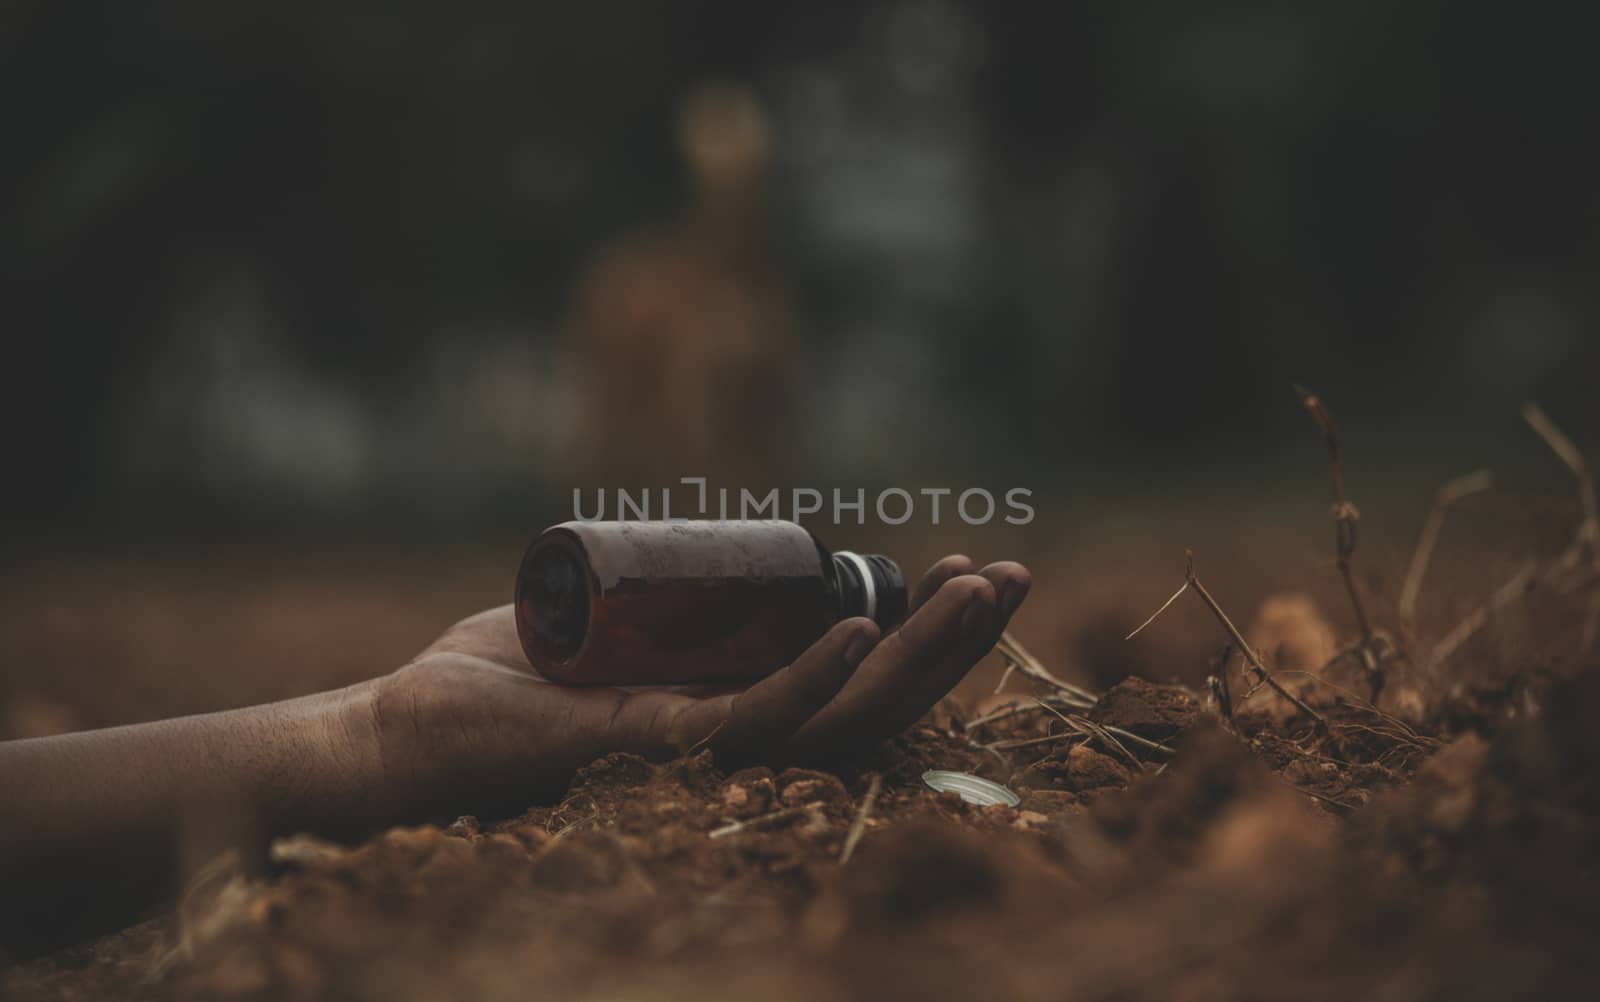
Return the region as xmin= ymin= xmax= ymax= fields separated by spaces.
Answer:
xmin=1012 ymin=810 xmax=1050 ymax=831
xmin=777 ymin=769 xmax=849 ymax=807
xmin=725 ymin=777 xmax=776 ymax=817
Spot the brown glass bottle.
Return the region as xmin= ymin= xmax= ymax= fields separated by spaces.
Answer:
xmin=514 ymin=520 xmax=906 ymax=686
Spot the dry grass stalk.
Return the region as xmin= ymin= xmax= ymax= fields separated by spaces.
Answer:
xmin=709 ymin=801 xmax=824 ymax=839
xmin=974 ymin=702 xmax=1175 ymax=759
xmin=983 ymin=731 xmax=1087 ymax=752
xmin=1208 ymin=644 xmax=1235 ymax=726
xmin=1270 ymin=670 xmax=1440 ymax=751
xmin=1295 ymin=385 xmax=1384 ymax=691
xmin=1431 ymin=405 xmax=1600 ymax=668
xmin=683 ymin=719 xmax=727 ymax=757
xmin=1428 ymin=559 xmax=1538 ymax=670
xmin=1523 ymin=402 xmax=1600 ymax=654
xmin=1523 ymin=402 xmax=1599 ymax=554
xmin=1129 ymin=551 xmax=1331 ymax=734
xmin=964 ymin=698 xmax=1036 ymax=731
xmin=1398 ymin=468 xmax=1494 ymax=625
xmin=547 ymin=794 xmax=600 ymax=834
xmin=1034 ymin=698 xmax=1143 ymax=770
xmin=547 ymin=813 xmax=604 ymax=843
xmin=839 ymin=774 xmax=881 ymax=865
xmin=1094 ymin=721 xmax=1176 ymax=758
xmin=991 ymin=661 xmax=1017 ymax=695
xmin=995 ymin=631 xmax=1099 ymax=708
xmin=1124 ymin=580 xmax=1189 ymax=643
xmin=1284 ymin=779 xmax=1356 ymax=814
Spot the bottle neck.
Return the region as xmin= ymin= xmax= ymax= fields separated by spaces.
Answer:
xmin=831 ymin=552 xmax=908 ymax=632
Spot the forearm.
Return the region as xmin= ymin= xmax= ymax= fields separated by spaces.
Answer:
xmin=0 ymin=682 xmax=382 ymax=958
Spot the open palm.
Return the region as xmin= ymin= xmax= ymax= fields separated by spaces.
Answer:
xmin=365 ymin=555 xmax=1029 ymax=817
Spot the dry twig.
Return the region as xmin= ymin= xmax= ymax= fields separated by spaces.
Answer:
xmin=964 ymin=698 xmax=1034 ymax=731
xmin=996 ymin=631 xmax=1099 ymax=707
xmin=683 ymin=719 xmax=727 ymax=757
xmin=974 ymin=703 xmax=1175 ymax=759
xmin=839 ymin=775 xmax=881 ymax=864
xmin=1523 ymin=402 xmax=1600 ymax=654
xmin=991 ymin=661 xmax=1016 ymax=695
xmin=1295 ymin=385 xmax=1385 ymax=693
xmin=1398 ymin=468 xmax=1494 ymax=625
xmin=1130 ymin=551 xmax=1331 ymax=734
xmin=1523 ymin=402 xmax=1600 ymax=555
xmin=1035 ymin=698 xmax=1143 ymax=770
xmin=1125 ymin=580 xmax=1189 ymax=642
xmin=983 ymin=731 xmax=1086 ymax=752
xmin=1095 ymin=722 xmax=1177 ymax=758
xmin=1428 ymin=559 xmax=1539 ymax=670
xmin=1285 ymin=779 xmax=1357 ymax=814
xmin=547 ymin=795 xmax=600 ymax=834
xmin=1296 ymin=385 xmax=1373 ymax=640
xmin=709 ymin=801 xmax=824 ymax=839
xmin=1269 ymin=670 xmax=1440 ymax=751
xmin=1431 ymin=406 xmax=1600 ymax=668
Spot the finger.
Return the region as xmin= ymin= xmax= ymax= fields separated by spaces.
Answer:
xmin=884 ymin=563 xmax=1029 ymax=711
xmin=677 ymin=618 xmax=880 ymax=763
xmin=604 ymin=618 xmax=879 ymax=761
xmin=910 ymin=555 xmax=975 ymax=614
xmin=787 ymin=573 xmax=1000 ymax=761
xmin=974 ymin=561 xmax=1032 ymax=622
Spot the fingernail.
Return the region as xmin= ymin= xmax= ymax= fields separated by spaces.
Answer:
xmin=961 ymin=597 xmax=996 ymax=643
xmin=844 ymin=631 xmax=876 ymax=668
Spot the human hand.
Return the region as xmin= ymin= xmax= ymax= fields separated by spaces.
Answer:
xmin=353 ymin=556 xmax=1030 ymax=819
xmin=0 ymin=556 xmax=1027 ymax=953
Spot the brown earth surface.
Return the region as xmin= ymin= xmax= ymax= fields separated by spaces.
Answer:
xmin=6 ymin=640 xmax=1598 ymax=1000
xmin=3 ymin=502 xmax=1599 ymax=1000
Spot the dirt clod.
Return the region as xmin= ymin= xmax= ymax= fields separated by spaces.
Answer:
xmin=1088 ymin=675 xmax=1200 ymax=742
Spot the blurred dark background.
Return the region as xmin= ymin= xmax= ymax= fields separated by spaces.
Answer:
xmin=5 ymin=0 xmax=1599 ymax=548
xmin=5 ymin=0 xmax=1600 ymax=740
